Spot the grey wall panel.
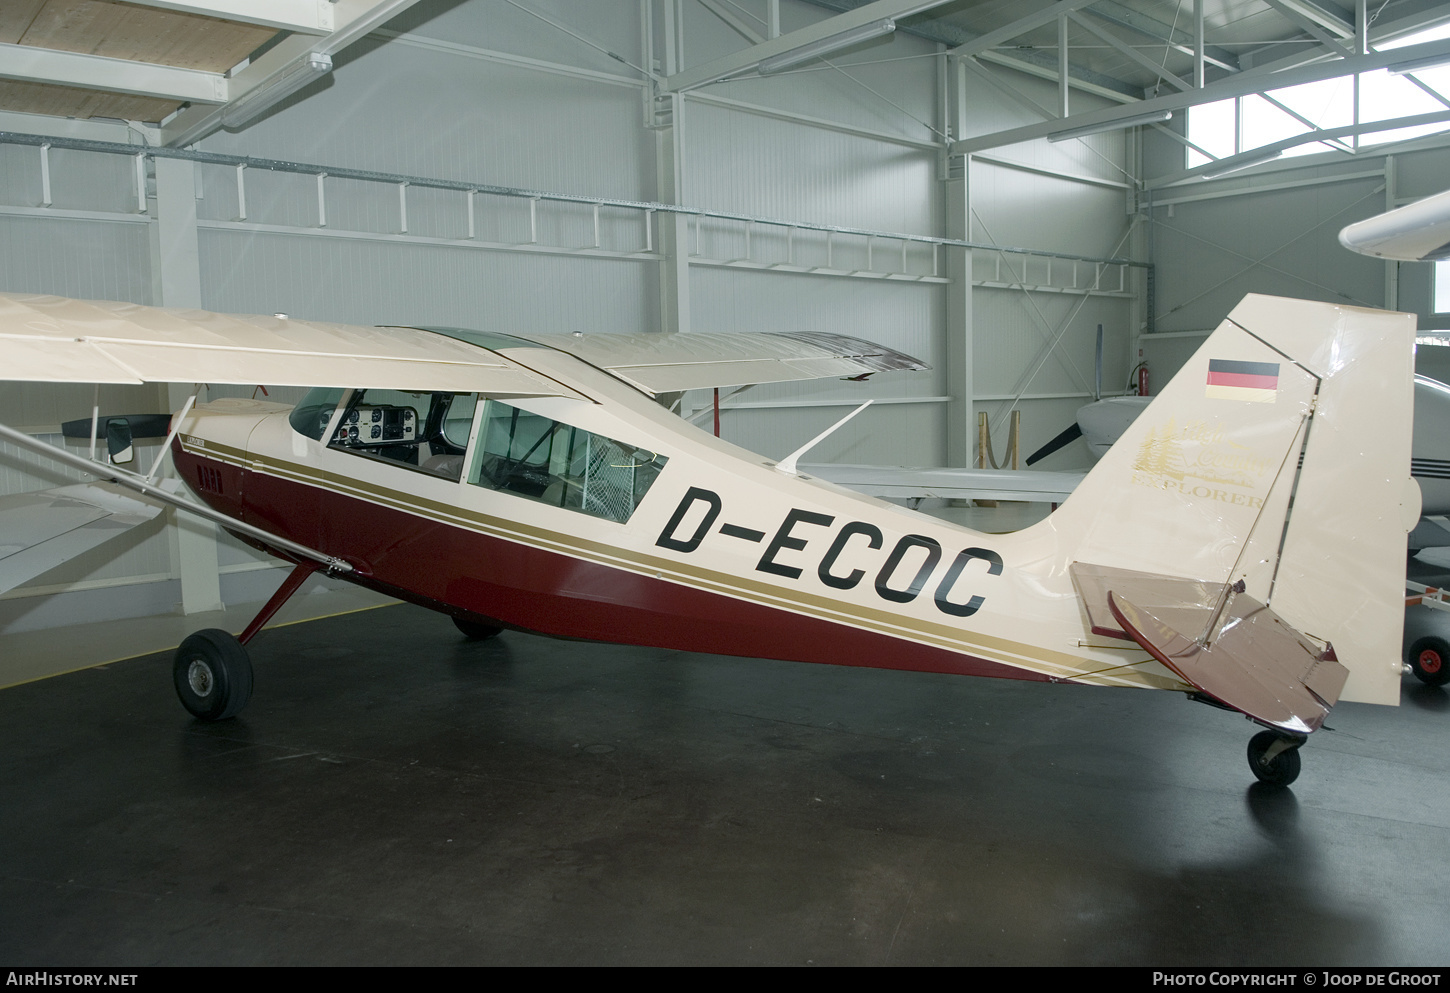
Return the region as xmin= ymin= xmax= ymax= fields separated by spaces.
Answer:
xmin=200 ymin=33 xmax=650 ymax=204
xmin=969 ymin=161 xmax=1134 ymax=259
xmin=198 ymin=228 xmax=655 ymax=335
xmin=1149 ymin=176 xmax=1386 ymax=333
xmin=683 ymin=101 xmax=939 ymax=232
xmin=962 ymin=70 xmax=1127 ymax=185
xmin=695 ymin=5 xmax=942 ymax=145
xmin=1393 ymin=147 xmax=1450 ymax=199
xmin=0 ymin=215 xmax=152 ymax=303
xmin=973 ymin=287 xmax=1130 ymax=399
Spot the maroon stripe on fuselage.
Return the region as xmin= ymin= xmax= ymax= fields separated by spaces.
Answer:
xmin=173 ymin=446 xmax=1050 ymax=683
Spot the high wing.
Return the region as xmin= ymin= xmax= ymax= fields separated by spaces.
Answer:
xmin=0 ymin=293 xmax=926 ymax=397
xmin=0 ymin=294 xmax=931 ymax=597
xmin=521 ymin=330 xmax=927 ymax=395
xmin=0 ymin=293 xmax=571 ymax=396
xmin=0 ymin=481 xmax=163 ymax=596
xmin=1339 ymin=187 xmax=1450 ymax=261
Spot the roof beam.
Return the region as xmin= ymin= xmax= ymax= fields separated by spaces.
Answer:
xmin=951 ymin=35 xmax=1450 ymax=154
xmin=1262 ymin=0 xmax=1353 ymax=59
xmin=661 ymin=0 xmax=955 ymax=93
xmin=1271 ymin=0 xmax=1356 ymax=40
xmin=1068 ymin=11 xmax=1190 ymax=92
xmin=1087 ymin=1 xmax=1239 ymax=73
xmin=0 ymin=42 xmax=225 ymax=103
xmin=946 ymin=0 xmax=1099 ymax=59
xmin=976 ymin=48 xmax=1138 ymax=104
xmin=121 ymin=1 xmax=335 ymax=33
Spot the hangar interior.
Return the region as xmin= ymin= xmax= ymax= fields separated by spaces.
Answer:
xmin=3 ymin=0 xmax=1450 ymax=967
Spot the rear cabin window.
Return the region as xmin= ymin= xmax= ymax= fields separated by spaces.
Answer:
xmin=468 ymin=400 xmax=667 ymax=524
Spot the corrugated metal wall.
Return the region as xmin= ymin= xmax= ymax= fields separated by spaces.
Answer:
xmin=0 ymin=0 xmax=1146 ymax=625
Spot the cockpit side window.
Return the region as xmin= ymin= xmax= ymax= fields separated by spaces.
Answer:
xmin=322 ymin=389 xmax=478 ymax=481
xmin=468 ymin=400 xmax=667 ymax=523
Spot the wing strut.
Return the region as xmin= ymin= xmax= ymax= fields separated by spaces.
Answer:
xmin=0 ymin=422 xmax=353 ymax=576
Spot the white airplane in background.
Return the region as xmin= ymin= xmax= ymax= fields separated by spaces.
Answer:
xmin=0 ymin=289 xmax=1417 ymax=788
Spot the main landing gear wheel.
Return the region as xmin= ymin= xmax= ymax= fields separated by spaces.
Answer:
xmin=1408 ymin=637 xmax=1450 ymax=686
xmin=173 ymin=629 xmax=253 ymax=721
xmin=1247 ymin=730 xmax=1303 ymax=787
xmin=453 ymin=617 xmax=503 ymax=641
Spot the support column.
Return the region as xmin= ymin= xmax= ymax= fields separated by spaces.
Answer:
xmin=655 ymin=99 xmax=692 ymax=335
xmin=151 ymin=155 xmax=224 ymax=615
xmin=944 ymin=159 xmax=974 ymax=469
xmin=652 ymin=0 xmax=691 ymax=335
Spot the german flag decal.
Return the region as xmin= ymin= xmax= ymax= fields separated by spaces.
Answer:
xmin=1206 ymin=359 xmax=1279 ymax=403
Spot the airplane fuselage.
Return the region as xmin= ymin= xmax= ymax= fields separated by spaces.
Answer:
xmin=170 ymin=342 xmax=1177 ymax=693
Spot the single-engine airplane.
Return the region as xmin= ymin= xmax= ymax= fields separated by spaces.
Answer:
xmin=0 ymin=290 xmax=1419 ymax=786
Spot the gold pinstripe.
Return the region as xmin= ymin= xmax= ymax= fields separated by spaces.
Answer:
xmin=178 ymin=436 xmax=1173 ymax=689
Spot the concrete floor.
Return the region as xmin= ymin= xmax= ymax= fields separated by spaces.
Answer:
xmin=4 ymin=575 xmax=1450 ymax=966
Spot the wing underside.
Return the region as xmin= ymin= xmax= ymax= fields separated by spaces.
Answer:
xmin=0 ymin=293 xmax=570 ymax=396
xmin=521 ymin=330 xmax=928 ymax=394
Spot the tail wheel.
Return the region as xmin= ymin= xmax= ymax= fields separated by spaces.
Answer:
xmin=1247 ymin=730 xmax=1303 ymax=787
xmin=452 ymin=616 xmax=503 ymax=641
xmin=173 ymin=629 xmax=253 ymax=721
xmin=1409 ymin=637 xmax=1450 ymax=686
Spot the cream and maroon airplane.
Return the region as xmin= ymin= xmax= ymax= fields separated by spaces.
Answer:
xmin=0 ymin=290 xmax=1419 ymax=786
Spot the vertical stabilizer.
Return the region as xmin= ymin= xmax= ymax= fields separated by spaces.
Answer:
xmin=1046 ymin=295 xmax=1416 ymax=706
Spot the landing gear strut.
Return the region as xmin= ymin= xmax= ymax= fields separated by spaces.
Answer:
xmin=1247 ymin=730 xmax=1305 ymax=787
xmin=172 ymin=560 xmax=319 ymax=721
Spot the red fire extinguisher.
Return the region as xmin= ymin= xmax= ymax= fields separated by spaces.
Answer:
xmin=1137 ymin=364 xmax=1149 ymax=396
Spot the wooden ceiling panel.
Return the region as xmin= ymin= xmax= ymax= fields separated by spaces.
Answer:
xmin=0 ymin=1 xmax=48 ymax=45
xmin=0 ymin=77 xmax=179 ymax=122
xmin=17 ymin=1 xmax=275 ymax=73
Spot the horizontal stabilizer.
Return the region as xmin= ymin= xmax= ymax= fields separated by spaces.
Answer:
xmin=1075 ymin=562 xmax=1350 ymax=734
xmin=0 ymin=482 xmax=163 ymax=597
xmin=1071 ymin=562 xmax=1228 ymax=641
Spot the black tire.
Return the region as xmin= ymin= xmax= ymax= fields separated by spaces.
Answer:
xmin=1247 ymin=730 xmax=1302 ymax=787
xmin=453 ymin=616 xmax=503 ymax=641
xmin=173 ymin=629 xmax=253 ymax=721
xmin=1408 ymin=637 xmax=1450 ymax=686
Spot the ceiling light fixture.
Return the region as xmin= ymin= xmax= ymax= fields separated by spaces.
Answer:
xmin=221 ymin=53 xmax=333 ymax=129
xmin=757 ymin=18 xmax=896 ymax=74
xmin=1047 ymin=109 xmax=1173 ymax=142
xmin=1389 ymin=52 xmax=1450 ymax=75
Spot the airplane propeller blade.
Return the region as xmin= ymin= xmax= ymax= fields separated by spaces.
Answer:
xmin=1024 ymin=422 xmax=1083 ymax=466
